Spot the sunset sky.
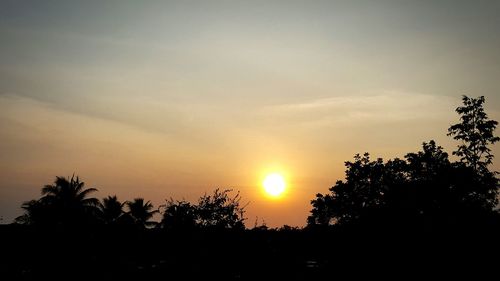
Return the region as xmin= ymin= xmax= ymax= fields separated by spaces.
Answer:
xmin=1 ymin=0 xmax=500 ymax=226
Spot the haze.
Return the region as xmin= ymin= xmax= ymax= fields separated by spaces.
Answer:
xmin=1 ymin=0 xmax=499 ymax=226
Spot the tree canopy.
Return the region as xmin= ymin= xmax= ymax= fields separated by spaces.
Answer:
xmin=159 ymin=189 xmax=247 ymax=231
xmin=15 ymin=176 xmax=100 ymax=226
xmin=308 ymin=96 xmax=499 ymax=229
xmin=448 ymin=95 xmax=500 ymax=174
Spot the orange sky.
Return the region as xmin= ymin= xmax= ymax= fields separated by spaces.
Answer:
xmin=1 ymin=1 xmax=500 ymax=226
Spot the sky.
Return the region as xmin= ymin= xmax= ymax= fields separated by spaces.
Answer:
xmin=1 ymin=0 xmax=500 ymax=227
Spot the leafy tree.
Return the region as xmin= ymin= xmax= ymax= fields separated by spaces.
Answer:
xmin=308 ymin=96 xmax=500 ymax=228
xmin=447 ymin=96 xmax=499 ymax=209
xmin=158 ymin=189 xmax=248 ymax=231
xmin=405 ymin=141 xmax=450 ymax=181
xmin=159 ymin=199 xmax=197 ymax=231
xmin=307 ymin=193 xmax=335 ymax=226
xmin=196 ymin=189 xmax=246 ymax=230
xmin=308 ymin=153 xmax=408 ymax=226
xmin=397 ymin=141 xmax=458 ymax=225
xmin=126 ymin=198 xmax=158 ymax=228
xmin=448 ymin=95 xmax=499 ymax=173
xmin=307 ymin=140 xmax=499 ymax=228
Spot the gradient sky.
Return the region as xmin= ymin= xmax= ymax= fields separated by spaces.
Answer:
xmin=1 ymin=0 xmax=500 ymax=226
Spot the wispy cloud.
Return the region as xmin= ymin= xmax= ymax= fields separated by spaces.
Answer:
xmin=261 ymin=92 xmax=456 ymax=126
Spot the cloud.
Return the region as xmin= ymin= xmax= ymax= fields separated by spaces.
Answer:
xmin=0 ymin=91 xmax=203 ymax=140
xmin=260 ymin=92 xmax=456 ymax=127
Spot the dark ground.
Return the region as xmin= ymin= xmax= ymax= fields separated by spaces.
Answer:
xmin=1 ymin=223 xmax=498 ymax=280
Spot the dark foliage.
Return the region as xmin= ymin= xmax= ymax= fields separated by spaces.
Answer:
xmin=159 ymin=199 xmax=197 ymax=231
xmin=15 ymin=176 xmax=100 ymax=227
xmin=448 ymin=95 xmax=500 ymax=173
xmin=196 ymin=189 xmax=246 ymax=230
xmin=98 ymin=195 xmax=127 ymax=225
xmin=308 ymin=96 xmax=499 ymax=229
xmin=159 ymin=189 xmax=246 ymax=231
xmin=126 ymin=198 xmax=159 ymax=228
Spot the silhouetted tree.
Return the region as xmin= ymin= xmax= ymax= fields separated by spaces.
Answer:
xmin=393 ymin=141 xmax=457 ymax=227
xmin=15 ymin=176 xmax=100 ymax=226
xmin=308 ymin=153 xmax=408 ymax=226
xmin=99 ymin=195 xmax=125 ymax=225
xmin=447 ymin=95 xmax=499 ymax=209
xmin=159 ymin=190 xmax=248 ymax=231
xmin=159 ymin=199 xmax=197 ymax=231
xmin=196 ymin=189 xmax=246 ymax=230
xmin=308 ymin=95 xmax=500 ymax=229
xmin=126 ymin=198 xmax=158 ymax=228
xmin=448 ymin=95 xmax=500 ymax=174
xmin=307 ymin=193 xmax=335 ymax=226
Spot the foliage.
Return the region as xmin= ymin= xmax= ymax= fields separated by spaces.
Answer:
xmin=196 ymin=189 xmax=246 ymax=230
xmin=15 ymin=177 xmax=246 ymax=231
xmin=308 ymin=153 xmax=409 ymax=226
xmin=448 ymin=95 xmax=500 ymax=173
xmin=15 ymin=176 xmax=100 ymax=226
xmin=126 ymin=198 xmax=158 ymax=228
xmin=159 ymin=199 xmax=197 ymax=231
xmin=309 ymin=96 xmax=499 ymax=228
xmin=158 ymin=189 xmax=247 ymax=231
xmin=99 ymin=195 xmax=125 ymax=225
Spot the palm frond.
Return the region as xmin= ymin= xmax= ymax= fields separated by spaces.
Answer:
xmin=41 ymin=185 xmax=58 ymax=195
xmin=82 ymin=197 xmax=101 ymax=207
xmin=76 ymin=188 xmax=98 ymax=201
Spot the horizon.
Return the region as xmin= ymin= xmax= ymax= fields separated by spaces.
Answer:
xmin=1 ymin=0 xmax=500 ymax=227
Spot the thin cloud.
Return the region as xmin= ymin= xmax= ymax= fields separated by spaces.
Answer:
xmin=262 ymin=92 xmax=455 ymax=125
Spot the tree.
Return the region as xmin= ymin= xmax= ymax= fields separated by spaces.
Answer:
xmin=308 ymin=153 xmax=408 ymax=226
xmin=308 ymin=96 xmax=500 ymax=228
xmin=159 ymin=199 xmax=197 ymax=231
xmin=398 ymin=141 xmax=459 ymax=226
xmin=196 ymin=189 xmax=246 ymax=230
xmin=307 ymin=193 xmax=335 ymax=226
xmin=448 ymin=95 xmax=499 ymax=209
xmin=307 ymin=139 xmax=499 ymax=228
xmin=16 ymin=176 xmax=100 ymax=226
xmin=99 ymin=195 xmax=124 ymax=225
xmin=158 ymin=189 xmax=248 ymax=231
xmin=126 ymin=198 xmax=158 ymax=228
xmin=448 ymin=95 xmax=500 ymax=173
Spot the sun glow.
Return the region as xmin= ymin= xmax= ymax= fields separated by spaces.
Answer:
xmin=263 ymin=173 xmax=286 ymax=197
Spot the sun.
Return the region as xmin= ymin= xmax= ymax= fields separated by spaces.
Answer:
xmin=263 ymin=173 xmax=286 ymax=197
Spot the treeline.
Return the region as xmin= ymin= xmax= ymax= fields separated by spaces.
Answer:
xmin=15 ymin=180 xmax=246 ymax=231
xmin=2 ymin=95 xmax=500 ymax=280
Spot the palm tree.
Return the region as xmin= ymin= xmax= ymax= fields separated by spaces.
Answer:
xmin=39 ymin=175 xmax=100 ymax=225
xmin=99 ymin=195 xmax=124 ymax=224
xmin=126 ymin=198 xmax=158 ymax=228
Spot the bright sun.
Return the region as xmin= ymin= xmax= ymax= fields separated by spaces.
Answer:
xmin=263 ymin=173 xmax=286 ymax=197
